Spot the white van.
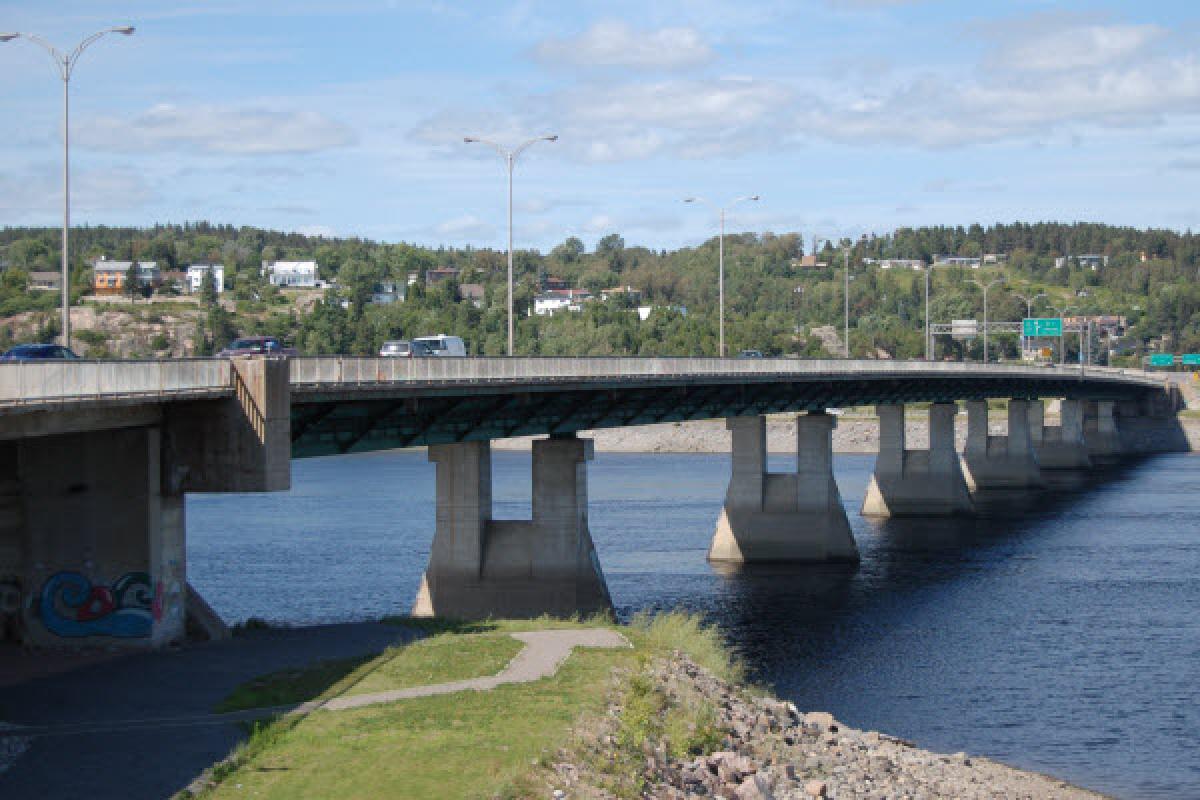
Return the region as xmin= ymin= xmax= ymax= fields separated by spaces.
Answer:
xmin=411 ymin=334 xmax=467 ymax=357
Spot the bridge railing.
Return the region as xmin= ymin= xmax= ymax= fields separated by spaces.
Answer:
xmin=289 ymin=356 xmax=1164 ymax=387
xmin=0 ymin=359 xmax=232 ymax=407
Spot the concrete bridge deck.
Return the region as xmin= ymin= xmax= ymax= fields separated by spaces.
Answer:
xmin=0 ymin=356 xmax=1184 ymax=648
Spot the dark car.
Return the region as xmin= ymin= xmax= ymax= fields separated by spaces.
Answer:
xmin=1 ymin=344 xmax=81 ymax=361
xmin=216 ymin=336 xmax=297 ymax=357
xmin=737 ymin=349 xmax=765 ymax=359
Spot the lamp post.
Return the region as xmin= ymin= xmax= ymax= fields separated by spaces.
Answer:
xmin=683 ymin=194 xmax=760 ymax=357
xmin=463 ymin=134 xmax=557 ymax=356
xmin=969 ymin=277 xmax=1005 ymax=363
xmin=1013 ymin=291 xmax=1047 ymax=357
xmin=1050 ymin=304 xmax=1075 ymax=366
xmin=844 ymin=246 xmax=851 ymax=358
xmin=924 ymin=264 xmax=933 ymax=360
xmin=2 ymin=26 xmax=135 ymax=350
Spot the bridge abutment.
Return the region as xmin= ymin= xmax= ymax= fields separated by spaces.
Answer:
xmin=961 ymin=399 xmax=1045 ymax=492
xmin=862 ymin=403 xmax=974 ymax=516
xmin=709 ymin=414 xmax=858 ymax=563
xmin=413 ymin=435 xmax=612 ymax=620
xmin=1037 ymin=399 xmax=1093 ymax=470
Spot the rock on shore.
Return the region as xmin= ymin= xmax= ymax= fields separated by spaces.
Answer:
xmin=548 ymin=652 xmax=1104 ymax=800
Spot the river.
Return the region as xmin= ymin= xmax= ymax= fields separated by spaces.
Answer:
xmin=188 ymin=449 xmax=1200 ymax=799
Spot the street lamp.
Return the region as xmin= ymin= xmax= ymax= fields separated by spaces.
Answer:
xmin=1049 ymin=304 xmax=1075 ymax=366
xmin=969 ymin=276 xmax=1005 ymax=363
xmin=2 ymin=26 xmax=135 ymax=350
xmin=683 ymin=194 xmax=760 ymax=357
xmin=842 ymin=235 xmax=868 ymax=359
xmin=463 ymin=134 xmax=557 ymax=356
xmin=1013 ymin=291 xmax=1047 ymax=356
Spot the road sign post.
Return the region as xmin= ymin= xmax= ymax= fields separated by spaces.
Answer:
xmin=1022 ymin=318 xmax=1063 ymax=337
xmin=1148 ymin=354 xmax=1175 ymax=368
xmin=1182 ymin=354 xmax=1200 ymax=367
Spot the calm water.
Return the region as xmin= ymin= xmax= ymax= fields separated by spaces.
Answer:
xmin=189 ymin=450 xmax=1200 ymax=799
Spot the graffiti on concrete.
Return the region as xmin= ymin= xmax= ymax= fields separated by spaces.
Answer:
xmin=39 ymin=571 xmax=154 ymax=638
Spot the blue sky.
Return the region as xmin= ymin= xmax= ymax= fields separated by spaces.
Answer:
xmin=2 ymin=0 xmax=1199 ymax=252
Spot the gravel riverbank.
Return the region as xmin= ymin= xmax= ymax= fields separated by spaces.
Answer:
xmin=551 ymin=652 xmax=1106 ymax=799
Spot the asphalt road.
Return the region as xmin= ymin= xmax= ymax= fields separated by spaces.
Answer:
xmin=0 ymin=622 xmax=414 ymax=800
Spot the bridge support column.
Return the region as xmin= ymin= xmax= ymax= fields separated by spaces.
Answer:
xmin=1037 ymin=399 xmax=1092 ymax=470
xmin=862 ymin=403 xmax=973 ymax=516
xmin=709 ymin=414 xmax=858 ymax=563
xmin=414 ymin=435 xmax=612 ymax=620
xmin=11 ymin=427 xmax=188 ymax=648
xmin=962 ymin=400 xmax=1044 ymax=492
xmin=1084 ymin=400 xmax=1122 ymax=462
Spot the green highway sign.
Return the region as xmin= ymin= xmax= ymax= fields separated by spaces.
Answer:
xmin=1149 ymin=354 xmax=1176 ymax=367
xmin=1023 ymin=317 xmax=1063 ymax=337
xmin=1182 ymin=354 xmax=1200 ymax=366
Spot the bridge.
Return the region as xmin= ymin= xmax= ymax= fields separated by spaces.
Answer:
xmin=0 ymin=357 xmax=1184 ymax=648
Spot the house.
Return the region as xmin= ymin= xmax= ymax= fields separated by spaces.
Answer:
xmin=425 ymin=267 xmax=460 ymax=286
xmin=793 ymin=255 xmax=828 ymax=268
xmin=371 ymin=280 xmax=403 ymax=305
xmin=458 ymin=283 xmax=486 ymax=308
xmin=932 ymin=255 xmax=982 ymax=268
xmin=91 ymin=257 xmax=160 ymax=296
xmin=262 ymin=260 xmax=319 ymax=288
xmin=878 ymin=258 xmax=926 ymax=270
xmin=533 ymin=288 xmax=591 ymax=316
xmin=187 ymin=263 xmax=225 ymax=294
xmin=1054 ymin=254 xmax=1109 ymax=270
xmin=600 ymin=285 xmax=642 ymax=302
xmin=982 ymin=253 xmax=1009 ymax=265
xmin=28 ymin=271 xmax=61 ymax=292
xmin=542 ymin=275 xmax=570 ymax=291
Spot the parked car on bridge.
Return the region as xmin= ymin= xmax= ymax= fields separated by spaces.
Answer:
xmin=216 ymin=336 xmax=297 ymax=357
xmin=737 ymin=349 xmax=765 ymax=359
xmin=379 ymin=340 xmax=433 ymax=358
xmin=411 ymin=334 xmax=467 ymax=357
xmin=1 ymin=344 xmax=81 ymax=361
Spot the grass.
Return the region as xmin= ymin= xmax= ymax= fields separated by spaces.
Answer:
xmin=183 ymin=612 xmax=741 ymax=800
xmin=216 ymin=632 xmax=524 ymax=712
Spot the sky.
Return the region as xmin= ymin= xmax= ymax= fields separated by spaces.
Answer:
xmin=1 ymin=0 xmax=1199 ymax=252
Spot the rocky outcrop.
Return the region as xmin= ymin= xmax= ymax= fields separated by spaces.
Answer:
xmin=547 ymin=653 xmax=1104 ymax=799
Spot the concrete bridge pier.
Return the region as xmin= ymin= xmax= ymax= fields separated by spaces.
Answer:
xmin=413 ymin=434 xmax=612 ymax=620
xmin=708 ymin=413 xmax=858 ymax=563
xmin=1036 ymin=399 xmax=1092 ymax=470
xmin=1084 ymin=400 xmax=1122 ymax=463
xmin=961 ymin=399 xmax=1045 ymax=492
xmin=862 ymin=403 xmax=974 ymax=517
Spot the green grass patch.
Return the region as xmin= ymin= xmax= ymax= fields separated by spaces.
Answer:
xmin=216 ymin=632 xmax=523 ymax=712
xmin=187 ymin=613 xmax=741 ymax=800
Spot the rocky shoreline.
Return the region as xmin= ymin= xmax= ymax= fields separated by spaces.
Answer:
xmin=548 ymin=652 xmax=1105 ymax=799
xmin=492 ymin=414 xmax=1200 ymax=455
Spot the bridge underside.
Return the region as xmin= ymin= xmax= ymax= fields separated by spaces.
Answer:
xmin=289 ymin=375 xmax=1150 ymax=457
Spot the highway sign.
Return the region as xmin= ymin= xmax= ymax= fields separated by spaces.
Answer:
xmin=1148 ymin=354 xmax=1175 ymax=367
xmin=1023 ymin=318 xmax=1063 ymax=337
xmin=1182 ymin=354 xmax=1200 ymax=366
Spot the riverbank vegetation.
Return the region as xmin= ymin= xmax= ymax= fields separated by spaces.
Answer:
xmin=180 ymin=613 xmax=737 ymax=800
xmin=2 ymin=221 xmax=1199 ymax=361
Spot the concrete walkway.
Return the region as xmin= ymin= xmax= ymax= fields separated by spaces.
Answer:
xmin=0 ymin=626 xmax=628 ymax=799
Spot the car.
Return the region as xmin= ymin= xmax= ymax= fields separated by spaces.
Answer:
xmin=215 ymin=336 xmax=297 ymax=357
xmin=379 ymin=340 xmax=433 ymax=358
xmin=1 ymin=344 xmax=81 ymax=361
xmin=411 ymin=334 xmax=467 ymax=357
xmin=737 ymin=349 xmax=765 ymax=359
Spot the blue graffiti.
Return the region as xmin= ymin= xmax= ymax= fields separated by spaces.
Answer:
xmin=39 ymin=571 xmax=154 ymax=638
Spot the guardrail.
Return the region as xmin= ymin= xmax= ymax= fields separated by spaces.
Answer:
xmin=0 ymin=359 xmax=233 ymax=407
xmin=289 ymin=356 xmax=1165 ymax=387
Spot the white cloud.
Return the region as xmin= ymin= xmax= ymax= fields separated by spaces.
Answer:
xmin=990 ymin=21 xmax=1165 ymax=73
xmin=78 ymin=104 xmax=356 ymax=155
xmin=432 ymin=214 xmax=495 ymax=241
xmin=533 ymin=20 xmax=714 ymax=70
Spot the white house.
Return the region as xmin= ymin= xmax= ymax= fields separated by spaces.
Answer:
xmin=932 ymin=255 xmax=982 ymax=268
xmin=186 ymin=263 xmax=225 ymax=294
xmin=878 ymin=258 xmax=926 ymax=270
xmin=262 ymin=260 xmax=319 ymax=288
xmin=533 ymin=288 xmax=591 ymax=316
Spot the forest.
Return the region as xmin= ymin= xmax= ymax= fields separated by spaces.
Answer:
xmin=1 ymin=220 xmax=1198 ymax=361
